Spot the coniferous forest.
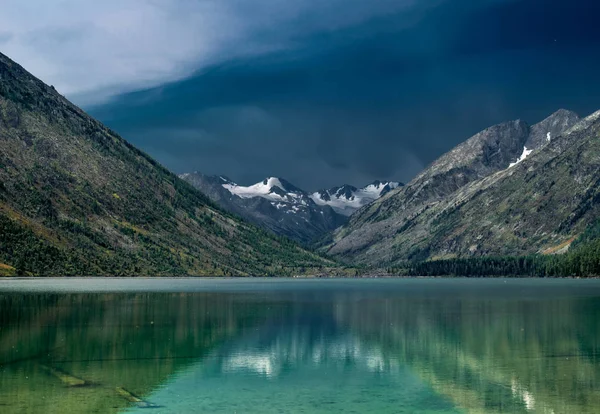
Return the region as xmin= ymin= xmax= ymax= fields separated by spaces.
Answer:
xmin=410 ymin=222 xmax=600 ymax=277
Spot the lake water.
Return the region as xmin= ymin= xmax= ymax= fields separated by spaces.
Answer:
xmin=0 ymin=278 xmax=599 ymax=413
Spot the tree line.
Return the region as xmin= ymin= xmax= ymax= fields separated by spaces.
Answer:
xmin=409 ymin=238 xmax=600 ymax=277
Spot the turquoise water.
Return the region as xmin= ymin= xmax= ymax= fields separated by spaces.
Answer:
xmin=1 ymin=278 xmax=599 ymax=413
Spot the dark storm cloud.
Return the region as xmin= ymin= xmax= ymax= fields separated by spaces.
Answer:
xmin=88 ymin=0 xmax=600 ymax=190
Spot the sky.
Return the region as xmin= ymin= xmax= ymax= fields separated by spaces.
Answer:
xmin=2 ymin=0 xmax=600 ymax=190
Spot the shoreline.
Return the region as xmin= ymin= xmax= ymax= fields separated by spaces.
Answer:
xmin=1 ymin=275 xmax=598 ymax=280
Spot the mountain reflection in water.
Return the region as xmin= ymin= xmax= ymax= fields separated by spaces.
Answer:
xmin=0 ymin=278 xmax=599 ymax=413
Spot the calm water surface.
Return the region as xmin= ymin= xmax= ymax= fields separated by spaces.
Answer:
xmin=0 ymin=278 xmax=599 ymax=413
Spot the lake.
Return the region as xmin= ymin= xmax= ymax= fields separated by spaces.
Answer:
xmin=0 ymin=278 xmax=599 ymax=413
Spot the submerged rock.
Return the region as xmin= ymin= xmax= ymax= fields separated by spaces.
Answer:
xmin=116 ymin=387 xmax=160 ymax=408
xmin=40 ymin=365 xmax=88 ymax=387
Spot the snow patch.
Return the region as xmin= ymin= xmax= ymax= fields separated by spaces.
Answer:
xmin=509 ymin=147 xmax=533 ymax=168
xmin=223 ymin=177 xmax=288 ymax=201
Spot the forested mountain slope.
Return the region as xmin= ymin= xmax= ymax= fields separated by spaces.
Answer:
xmin=0 ymin=52 xmax=333 ymax=276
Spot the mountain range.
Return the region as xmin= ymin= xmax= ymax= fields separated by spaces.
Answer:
xmin=0 ymin=51 xmax=335 ymax=276
xmin=310 ymin=181 xmax=402 ymax=216
xmin=2 ymin=50 xmax=600 ymax=276
xmin=180 ymin=173 xmax=399 ymax=243
xmin=325 ymin=108 xmax=600 ymax=267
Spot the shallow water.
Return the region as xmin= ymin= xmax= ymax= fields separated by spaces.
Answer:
xmin=0 ymin=278 xmax=599 ymax=413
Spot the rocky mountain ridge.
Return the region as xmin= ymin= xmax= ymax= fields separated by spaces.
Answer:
xmin=325 ymin=109 xmax=598 ymax=266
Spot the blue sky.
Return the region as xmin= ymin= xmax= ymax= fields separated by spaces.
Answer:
xmin=2 ymin=0 xmax=600 ymax=189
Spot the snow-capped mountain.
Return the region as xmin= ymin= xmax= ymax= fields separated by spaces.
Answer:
xmin=310 ymin=181 xmax=403 ymax=216
xmin=222 ymin=177 xmax=310 ymax=207
xmin=180 ymin=174 xmax=402 ymax=243
xmin=180 ymin=174 xmax=348 ymax=244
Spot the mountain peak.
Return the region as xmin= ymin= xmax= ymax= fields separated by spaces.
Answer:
xmin=421 ymin=119 xmax=530 ymax=182
xmin=332 ymin=185 xmax=358 ymax=199
xmin=180 ymin=172 xmax=347 ymax=243
xmin=261 ymin=177 xmax=303 ymax=194
xmin=310 ymin=181 xmax=402 ymax=216
xmin=362 ymin=180 xmax=401 ymax=193
xmin=526 ymin=109 xmax=580 ymax=150
xmin=262 ymin=176 xmax=283 ymax=187
xmin=222 ymin=177 xmax=305 ymax=200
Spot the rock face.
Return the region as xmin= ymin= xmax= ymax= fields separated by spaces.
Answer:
xmin=181 ymin=174 xmax=347 ymax=244
xmin=396 ymin=120 xmax=531 ymax=207
xmin=310 ymin=181 xmax=403 ymax=216
xmin=525 ymin=109 xmax=581 ymax=150
xmin=0 ymin=52 xmax=333 ymax=276
xmin=326 ymin=109 xmax=594 ymax=266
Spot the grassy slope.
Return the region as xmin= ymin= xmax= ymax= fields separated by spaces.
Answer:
xmin=0 ymin=52 xmax=335 ymax=276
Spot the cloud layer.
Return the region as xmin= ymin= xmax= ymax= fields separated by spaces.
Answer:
xmin=3 ymin=0 xmax=600 ymax=189
xmin=0 ymin=0 xmax=420 ymax=103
